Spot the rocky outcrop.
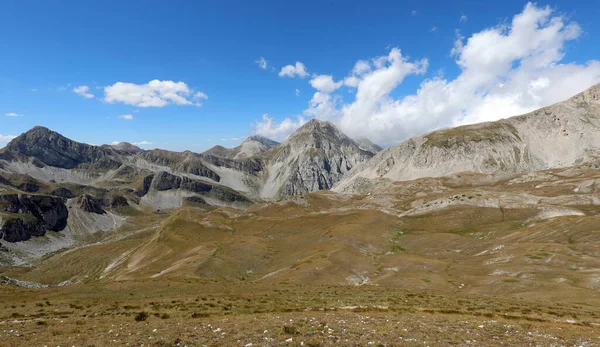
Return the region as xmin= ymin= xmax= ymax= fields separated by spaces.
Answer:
xmin=110 ymin=196 xmax=129 ymax=208
xmin=77 ymin=194 xmax=106 ymax=214
xmin=184 ymin=196 xmax=207 ymax=205
xmin=139 ymin=150 xmax=221 ymax=181
xmin=0 ymin=218 xmax=47 ymax=242
xmin=0 ymin=175 xmax=11 ymax=186
xmin=148 ymin=171 xmax=252 ymax=204
xmin=335 ymin=83 xmax=600 ymax=193
xmin=136 ymin=174 xmax=155 ymax=197
xmin=0 ymin=194 xmax=69 ymax=242
xmin=51 ymin=187 xmax=75 ymax=199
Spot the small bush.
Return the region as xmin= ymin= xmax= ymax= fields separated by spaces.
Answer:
xmin=135 ymin=311 xmax=149 ymax=322
xmin=36 ymin=320 xmax=48 ymax=326
xmin=191 ymin=312 xmax=210 ymax=318
xmin=283 ymin=325 xmax=299 ymax=335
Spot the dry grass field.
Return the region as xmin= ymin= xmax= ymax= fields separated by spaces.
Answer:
xmin=2 ymin=164 xmax=600 ymax=345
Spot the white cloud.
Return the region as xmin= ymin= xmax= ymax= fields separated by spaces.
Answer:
xmin=279 ymin=62 xmax=309 ymax=78
xmin=0 ymin=135 xmax=16 ymax=142
xmin=5 ymin=113 xmax=21 ymax=117
xmin=430 ymin=26 xmax=437 ymax=32
xmin=252 ymin=3 xmax=600 ymax=147
xmin=352 ymin=60 xmax=371 ymax=76
xmin=30 ymin=88 xmax=37 ymax=92
xmin=194 ymin=91 xmax=208 ymax=100
xmin=252 ymin=114 xmax=307 ymax=140
xmin=295 ymin=89 xmax=300 ymax=96
xmin=255 ymin=57 xmax=268 ymax=69
xmin=73 ymin=85 xmax=94 ymax=99
xmin=315 ymin=2 xmax=600 ymax=146
xmin=304 ymin=92 xmax=340 ymax=120
xmin=104 ymin=80 xmax=206 ymax=107
xmin=309 ymin=75 xmax=343 ymax=93
xmin=193 ymin=91 xmax=209 ymax=107
xmin=460 ymin=14 xmax=468 ymax=23
xmin=118 ymin=114 xmax=134 ymax=120
xmin=411 ymin=10 xmax=417 ymax=16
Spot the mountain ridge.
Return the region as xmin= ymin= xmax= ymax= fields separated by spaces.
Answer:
xmin=335 ymin=82 xmax=600 ymax=193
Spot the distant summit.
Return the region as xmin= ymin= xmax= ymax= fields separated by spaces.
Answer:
xmin=203 ymin=135 xmax=280 ymax=160
xmin=105 ymin=142 xmax=142 ymax=154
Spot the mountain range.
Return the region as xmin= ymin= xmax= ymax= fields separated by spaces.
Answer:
xmin=1 ymin=82 xmax=600 ymax=275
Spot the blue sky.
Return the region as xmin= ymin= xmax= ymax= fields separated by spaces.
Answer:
xmin=1 ymin=0 xmax=600 ymax=151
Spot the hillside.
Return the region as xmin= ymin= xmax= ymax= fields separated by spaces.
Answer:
xmin=335 ymin=83 xmax=600 ymax=193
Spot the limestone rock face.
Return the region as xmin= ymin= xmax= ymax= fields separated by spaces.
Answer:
xmin=335 ymin=83 xmax=600 ymax=193
xmin=260 ymin=119 xmax=375 ymax=198
xmin=0 ymin=194 xmax=69 ymax=242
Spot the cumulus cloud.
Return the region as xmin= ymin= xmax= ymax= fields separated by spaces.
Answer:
xmin=73 ymin=85 xmax=94 ymax=99
xmin=460 ymin=14 xmax=468 ymax=23
xmin=252 ymin=114 xmax=307 ymax=140
xmin=295 ymin=89 xmax=301 ymax=96
xmin=118 ymin=114 xmax=134 ymax=120
xmin=255 ymin=57 xmax=268 ymax=69
xmin=279 ymin=62 xmax=309 ymax=78
xmin=255 ymin=2 xmax=600 ymax=146
xmin=5 ymin=113 xmax=21 ymax=117
xmin=104 ymin=80 xmax=206 ymax=107
xmin=309 ymin=75 xmax=343 ymax=93
xmin=0 ymin=135 xmax=16 ymax=142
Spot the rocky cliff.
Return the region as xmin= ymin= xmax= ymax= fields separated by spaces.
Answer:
xmin=259 ymin=119 xmax=375 ymax=198
xmin=2 ymin=126 xmax=120 ymax=169
xmin=0 ymin=194 xmax=69 ymax=242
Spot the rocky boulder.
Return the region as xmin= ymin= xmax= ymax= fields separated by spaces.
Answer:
xmin=110 ymin=196 xmax=129 ymax=208
xmin=51 ymin=187 xmax=76 ymax=199
xmin=0 ymin=194 xmax=69 ymax=242
xmin=78 ymin=194 xmax=106 ymax=214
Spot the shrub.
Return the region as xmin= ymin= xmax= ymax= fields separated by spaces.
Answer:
xmin=135 ymin=311 xmax=149 ymax=322
xmin=283 ymin=325 xmax=299 ymax=335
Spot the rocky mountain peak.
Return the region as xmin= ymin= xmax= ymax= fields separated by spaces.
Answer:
xmin=107 ymin=142 xmax=142 ymax=154
xmin=4 ymin=126 xmax=118 ymax=169
xmin=354 ymin=137 xmax=383 ymax=155
xmin=244 ymin=135 xmax=279 ymax=147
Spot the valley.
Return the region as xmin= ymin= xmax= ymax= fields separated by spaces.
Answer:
xmin=1 ymin=84 xmax=600 ymax=345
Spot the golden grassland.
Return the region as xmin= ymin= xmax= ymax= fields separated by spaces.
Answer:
xmin=3 ymin=164 xmax=600 ymax=345
xmin=1 ymin=280 xmax=599 ymax=346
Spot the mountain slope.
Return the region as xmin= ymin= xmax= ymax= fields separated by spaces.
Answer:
xmin=203 ymin=135 xmax=279 ymax=160
xmin=335 ymin=83 xmax=600 ymax=193
xmin=1 ymin=126 xmax=121 ymax=169
xmin=259 ymin=119 xmax=375 ymax=198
